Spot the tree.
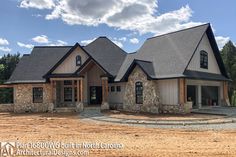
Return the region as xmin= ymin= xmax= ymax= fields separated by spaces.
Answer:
xmin=0 ymin=53 xmax=20 ymax=103
xmin=221 ymin=40 xmax=236 ymax=105
xmin=0 ymin=53 xmax=20 ymax=82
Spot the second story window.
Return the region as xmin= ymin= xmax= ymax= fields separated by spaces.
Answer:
xmin=76 ymin=55 xmax=81 ymax=66
xmin=200 ymin=50 xmax=208 ymax=69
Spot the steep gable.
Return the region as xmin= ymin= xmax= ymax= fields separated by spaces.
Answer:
xmin=83 ymin=37 xmax=127 ymax=76
xmin=186 ymin=33 xmax=221 ymax=74
xmin=115 ymin=24 xmax=209 ymax=81
xmin=52 ymin=46 xmax=89 ymax=74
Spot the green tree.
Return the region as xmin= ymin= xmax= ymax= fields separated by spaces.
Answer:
xmin=0 ymin=53 xmax=20 ymax=103
xmin=0 ymin=53 xmax=20 ymax=82
xmin=221 ymin=40 xmax=236 ymax=105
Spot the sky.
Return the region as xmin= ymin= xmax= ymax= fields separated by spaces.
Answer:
xmin=0 ymin=0 xmax=235 ymax=57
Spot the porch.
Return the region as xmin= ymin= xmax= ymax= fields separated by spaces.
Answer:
xmin=50 ymin=76 xmax=109 ymax=111
xmin=178 ymin=78 xmax=230 ymax=109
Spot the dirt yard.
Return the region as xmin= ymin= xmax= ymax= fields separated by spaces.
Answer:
xmin=0 ymin=112 xmax=236 ymax=157
xmin=105 ymin=111 xmax=224 ymax=121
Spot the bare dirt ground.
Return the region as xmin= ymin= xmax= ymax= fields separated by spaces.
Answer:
xmin=0 ymin=112 xmax=236 ymax=157
xmin=105 ymin=111 xmax=224 ymax=121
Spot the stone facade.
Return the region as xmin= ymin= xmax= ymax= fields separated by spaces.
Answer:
xmin=123 ymin=66 xmax=160 ymax=113
xmin=14 ymin=84 xmax=54 ymax=113
xmin=160 ymin=102 xmax=193 ymax=114
xmin=0 ymin=104 xmax=14 ymax=112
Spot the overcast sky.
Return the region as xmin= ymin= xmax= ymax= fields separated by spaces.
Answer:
xmin=0 ymin=0 xmax=235 ymax=56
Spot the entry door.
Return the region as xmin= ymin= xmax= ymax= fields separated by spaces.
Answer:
xmin=90 ymin=86 xmax=102 ymax=104
xmin=187 ymin=85 xmax=197 ymax=108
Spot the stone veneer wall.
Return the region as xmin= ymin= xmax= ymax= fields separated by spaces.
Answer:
xmin=123 ymin=66 xmax=160 ymax=113
xmin=0 ymin=104 xmax=14 ymax=112
xmin=14 ymin=83 xmax=54 ymax=113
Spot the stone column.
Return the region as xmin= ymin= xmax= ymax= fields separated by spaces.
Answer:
xmin=76 ymin=77 xmax=84 ymax=112
xmin=197 ymin=85 xmax=202 ymax=109
xmin=49 ymin=80 xmax=56 ymax=112
xmin=101 ymin=77 xmax=109 ymax=110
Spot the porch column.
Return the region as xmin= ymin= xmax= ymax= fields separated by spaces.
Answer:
xmin=101 ymin=77 xmax=109 ymax=110
xmin=76 ymin=77 xmax=84 ymax=112
xmin=50 ymin=80 xmax=56 ymax=111
xmin=50 ymin=80 xmax=56 ymax=104
xmin=197 ymin=85 xmax=202 ymax=108
xmin=223 ymin=81 xmax=230 ymax=106
xmin=178 ymin=78 xmax=186 ymax=104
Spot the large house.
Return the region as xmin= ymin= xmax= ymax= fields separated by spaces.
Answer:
xmin=0 ymin=23 xmax=231 ymax=113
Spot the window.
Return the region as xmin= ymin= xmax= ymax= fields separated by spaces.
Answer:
xmin=200 ymin=50 xmax=208 ymax=69
xmin=76 ymin=55 xmax=81 ymax=66
xmin=33 ymin=87 xmax=43 ymax=103
xmin=135 ymin=82 xmax=143 ymax=104
xmin=111 ymin=86 xmax=115 ymax=92
xmin=64 ymin=87 xmax=72 ymax=102
xmin=116 ymin=86 xmax=121 ymax=92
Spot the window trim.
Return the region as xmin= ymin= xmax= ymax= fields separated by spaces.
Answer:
xmin=116 ymin=86 xmax=121 ymax=92
xmin=111 ymin=86 xmax=115 ymax=92
xmin=76 ymin=55 xmax=82 ymax=66
xmin=33 ymin=87 xmax=43 ymax=103
xmin=135 ymin=82 xmax=143 ymax=104
xmin=200 ymin=50 xmax=208 ymax=69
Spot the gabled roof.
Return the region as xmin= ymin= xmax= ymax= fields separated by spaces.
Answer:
xmin=121 ymin=59 xmax=155 ymax=81
xmin=45 ymin=37 xmax=127 ymax=78
xmin=83 ymin=37 xmax=127 ymax=76
xmin=7 ymin=46 xmax=72 ymax=84
xmin=115 ymin=23 xmax=229 ymax=81
xmin=6 ymin=23 xmax=229 ymax=84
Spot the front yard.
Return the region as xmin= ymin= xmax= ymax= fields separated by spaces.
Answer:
xmin=0 ymin=112 xmax=236 ymax=157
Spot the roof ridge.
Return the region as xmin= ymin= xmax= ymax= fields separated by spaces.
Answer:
xmin=147 ymin=23 xmax=209 ymax=40
xmin=34 ymin=46 xmax=73 ymax=48
xmin=85 ymin=36 xmax=128 ymax=54
xmin=134 ymin=59 xmax=152 ymax=63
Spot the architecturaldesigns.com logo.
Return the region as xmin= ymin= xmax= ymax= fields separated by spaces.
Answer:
xmin=0 ymin=142 xmax=16 ymax=157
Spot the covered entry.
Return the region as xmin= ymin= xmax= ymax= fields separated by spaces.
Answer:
xmin=186 ymin=79 xmax=224 ymax=109
xmin=201 ymin=86 xmax=219 ymax=106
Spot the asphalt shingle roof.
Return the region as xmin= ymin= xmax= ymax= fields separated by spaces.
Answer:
xmin=115 ymin=23 xmax=211 ymax=81
xmin=83 ymin=37 xmax=127 ymax=76
xmin=7 ymin=46 xmax=72 ymax=83
xmin=7 ymin=23 xmax=228 ymax=84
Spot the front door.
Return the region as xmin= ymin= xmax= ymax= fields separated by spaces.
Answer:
xmin=90 ymin=86 xmax=102 ymax=105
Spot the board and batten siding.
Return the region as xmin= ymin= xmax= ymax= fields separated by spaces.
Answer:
xmin=187 ymin=33 xmax=221 ymax=74
xmin=53 ymin=47 xmax=89 ymax=74
xmin=87 ymin=64 xmax=105 ymax=87
xmin=158 ymin=79 xmax=178 ymax=105
xmin=108 ymin=83 xmax=126 ymax=104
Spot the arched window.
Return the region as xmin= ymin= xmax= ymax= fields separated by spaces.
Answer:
xmin=135 ymin=82 xmax=143 ymax=104
xmin=200 ymin=50 xmax=208 ymax=69
xmin=76 ymin=55 xmax=81 ymax=66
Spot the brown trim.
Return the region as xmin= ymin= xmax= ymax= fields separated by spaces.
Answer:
xmin=178 ymin=78 xmax=186 ymax=104
xmin=0 ymin=84 xmax=13 ymax=88
xmin=223 ymin=81 xmax=229 ymax=100
xmin=79 ymin=78 xmax=83 ymax=102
